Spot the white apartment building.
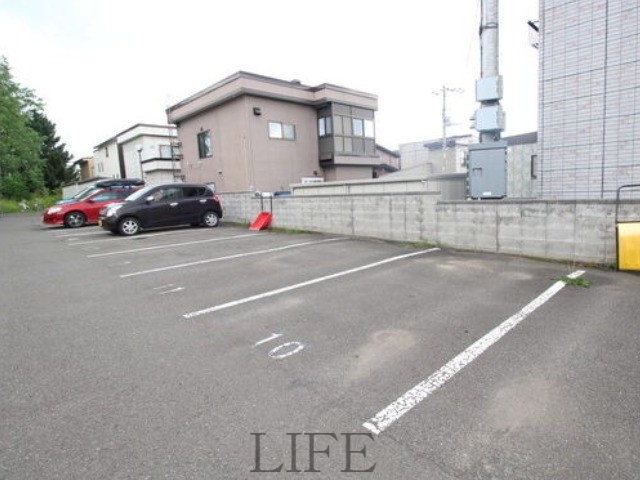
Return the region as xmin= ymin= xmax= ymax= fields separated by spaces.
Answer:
xmin=93 ymin=123 xmax=181 ymax=185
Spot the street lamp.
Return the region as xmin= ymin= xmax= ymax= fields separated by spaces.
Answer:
xmin=136 ymin=145 xmax=143 ymax=179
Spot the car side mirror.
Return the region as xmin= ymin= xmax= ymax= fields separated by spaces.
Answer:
xmin=145 ymin=195 xmax=154 ymax=204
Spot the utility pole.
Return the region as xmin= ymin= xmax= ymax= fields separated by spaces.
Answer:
xmin=433 ymin=86 xmax=463 ymax=172
xmin=468 ymin=0 xmax=507 ymax=199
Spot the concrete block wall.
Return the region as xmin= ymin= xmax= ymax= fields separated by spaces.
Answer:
xmin=220 ymin=192 xmax=639 ymax=265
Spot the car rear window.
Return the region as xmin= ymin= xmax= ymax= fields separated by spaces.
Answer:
xmin=183 ymin=186 xmax=207 ymax=197
xmin=164 ymin=187 xmax=183 ymax=199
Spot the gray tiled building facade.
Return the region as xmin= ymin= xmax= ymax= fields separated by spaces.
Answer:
xmin=539 ymin=0 xmax=640 ymax=199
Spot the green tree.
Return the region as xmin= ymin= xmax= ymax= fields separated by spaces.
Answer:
xmin=27 ymin=109 xmax=77 ymax=190
xmin=0 ymin=56 xmax=45 ymax=199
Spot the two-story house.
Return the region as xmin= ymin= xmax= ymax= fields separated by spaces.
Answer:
xmin=166 ymin=71 xmax=380 ymax=192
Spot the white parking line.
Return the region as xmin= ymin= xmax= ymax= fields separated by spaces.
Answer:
xmin=254 ymin=333 xmax=283 ymax=347
xmin=361 ymin=270 xmax=586 ymax=435
xmin=69 ymin=227 xmax=226 ymax=245
xmin=159 ymin=287 xmax=185 ymax=294
xmin=52 ymin=230 xmax=104 ymax=238
xmin=87 ymin=233 xmax=262 ymax=258
xmin=120 ymin=238 xmax=343 ymax=278
xmin=183 ymin=248 xmax=440 ymax=319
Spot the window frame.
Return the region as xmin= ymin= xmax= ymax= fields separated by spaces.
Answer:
xmin=268 ymin=121 xmax=296 ymax=141
xmin=318 ymin=117 xmax=332 ymax=137
xmin=352 ymin=118 xmax=364 ymax=137
xmin=197 ymin=130 xmax=212 ymax=158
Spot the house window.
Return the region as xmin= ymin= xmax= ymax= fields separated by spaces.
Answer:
xmin=269 ymin=121 xmax=296 ymax=140
xmin=159 ymin=145 xmax=172 ymax=158
xmin=351 ymin=118 xmax=375 ymax=138
xmin=352 ymin=118 xmax=364 ymax=137
xmin=197 ymin=131 xmax=212 ymax=158
xmin=318 ymin=117 xmax=332 ymax=137
xmin=531 ymin=154 xmax=537 ymax=179
xmin=364 ymin=119 xmax=375 ymax=138
xmin=283 ymin=124 xmax=296 ymax=140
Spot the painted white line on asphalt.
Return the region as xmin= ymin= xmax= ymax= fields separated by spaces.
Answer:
xmin=87 ymin=233 xmax=262 ymax=258
xmin=69 ymin=227 xmax=226 ymax=245
xmin=53 ymin=230 xmax=104 ymax=238
xmin=362 ymin=270 xmax=586 ymax=435
xmin=70 ymin=234 xmax=163 ymax=246
xmin=254 ymin=333 xmax=283 ymax=347
xmin=159 ymin=287 xmax=185 ymax=294
xmin=120 ymin=238 xmax=343 ymax=278
xmin=109 ymin=261 xmax=132 ymax=267
xmin=268 ymin=342 xmax=305 ymax=359
xmin=183 ymin=248 xmax=440 ymax=319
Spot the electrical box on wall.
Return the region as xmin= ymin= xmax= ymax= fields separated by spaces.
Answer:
xmin=472 ymin=105 xmax=506 ymax=132
xmin=467 ymin=141 xmax=507 ymax=199
xmin=476 ymin=75 xmax=503 ymax=102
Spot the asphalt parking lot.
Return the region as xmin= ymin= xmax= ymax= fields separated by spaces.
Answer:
xmin=2 ymin=213 xmax=639 ymax=479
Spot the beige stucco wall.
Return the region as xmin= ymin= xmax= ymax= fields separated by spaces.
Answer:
xmin=178 ymin=95 xmax=320 ymax=192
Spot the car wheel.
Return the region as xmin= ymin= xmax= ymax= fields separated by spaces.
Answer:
xmin=64 ymin=211 xmax=86 ymax=228
xmin=118 ymin=217 xmax=141 ymax=236
xmin=202 ymin=211 xmax=219 ymax=228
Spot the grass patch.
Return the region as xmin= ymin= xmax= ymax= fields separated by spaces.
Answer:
xmin=0 ymin=198 xmax=21 ymax=214
xmin=0 ymin=193 xmax=61 ymax=214
xmin=557 ymin=275 xmax=590 ymax=287
xmin=268 ymin=226 xmax=319 ymax=235
xmin=397 ymin=239 xmax=440 ymax=249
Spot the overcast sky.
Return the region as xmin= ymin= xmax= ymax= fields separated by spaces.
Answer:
xmin=0 ymin=0 xmax=539 ymax=160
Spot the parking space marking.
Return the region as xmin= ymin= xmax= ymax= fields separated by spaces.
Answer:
xmin=119 ymin=238 xmax=343 ymax=278
xmin=109 ymin=261 xmax=132 ymax=267
xmin=154 ymin=283 xmax=185 ymax=294
xmin=268 ymin=342 xmax=305 ymax=359
xmin=68 ymin=228 xmax=226 ymax=246
xmin=183 ymin=248 xmax=440 ymax=319
xmin=87 ymin=233 xmax=262 ymax=258
xmin=53 ymin=230 xmax=104 ymax=238
xmin=159 ymin=287 xmax=185 ymax=295
xmin=361 ymin=270 xmax=586 ymax=435
xmin=254 ymin=333 xmax=283 ymax=347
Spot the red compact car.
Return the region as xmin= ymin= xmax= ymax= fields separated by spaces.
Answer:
xmin=42 ymin=187 xmax=140 ymax=228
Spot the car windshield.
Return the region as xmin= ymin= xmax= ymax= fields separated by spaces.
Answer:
xmin=123 ymin=185 xmax=155 ymax=202
xmin=71 ymin=186 xmax=100 ymax=200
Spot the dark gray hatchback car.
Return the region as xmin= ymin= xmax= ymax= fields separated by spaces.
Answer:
xmin=99 ymin=183 xmax=222 ymax=235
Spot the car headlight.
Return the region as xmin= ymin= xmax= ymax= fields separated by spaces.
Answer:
xmin=105 ymin=204 xmax=122 ymax=217
xmin=47 ymin=206 xmax=63 ymax=214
